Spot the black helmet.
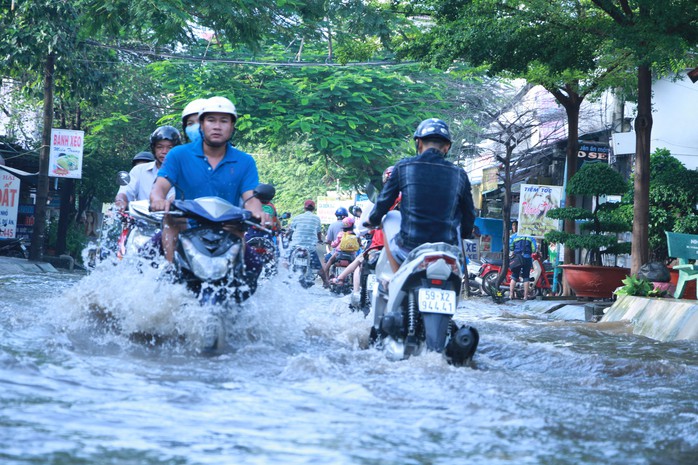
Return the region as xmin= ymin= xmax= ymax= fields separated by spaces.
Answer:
xmin=131 ymin=151 xmax=155 ymax=166
xmin=150 ymin=125 xmax=181 ymax=152
xmin=413 ymin=118 xmax=452 ymax=143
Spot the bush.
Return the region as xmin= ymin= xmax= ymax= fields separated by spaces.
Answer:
xmin=545 ymin=163 xmax=630 ymax=265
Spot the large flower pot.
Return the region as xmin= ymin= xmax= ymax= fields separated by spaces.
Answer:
xmin=669 ymin=269 xmax=697 ymax=300
xmin=560 ymin=264 xmax=631 ymax=299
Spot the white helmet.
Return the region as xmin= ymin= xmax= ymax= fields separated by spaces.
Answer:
xmin=181 ymin=98 xmax=208 ymax=125
xmin=198 ymin=96 xmax=238 ymax=122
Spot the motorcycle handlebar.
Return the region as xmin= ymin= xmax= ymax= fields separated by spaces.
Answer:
xmin=244 ymin=219 xmax=272 ymax=234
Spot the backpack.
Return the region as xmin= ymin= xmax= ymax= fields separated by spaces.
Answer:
xmin=339 ymin=232 xmax=360 ymax=252
xmin=513 ymin=236 xmax=533 ymax=255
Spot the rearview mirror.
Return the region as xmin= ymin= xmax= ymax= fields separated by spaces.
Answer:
xmin=365 ymin=183 xmax=378 ymax=204
xmin=117 ymin=171 xmax=130 ymax=186
xmin=254 ymin=183 xmax=276 ymax=203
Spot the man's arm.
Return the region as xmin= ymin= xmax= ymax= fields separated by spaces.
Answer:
xmin=242 ymin=190 xmax=270 ymax=224
xmin=150 ymin=177 xmax=174 ymax=212
xmin=459 ymin=172 xmax=476 ymax=238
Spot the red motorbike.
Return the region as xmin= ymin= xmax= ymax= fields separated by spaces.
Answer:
xmin=476 ymin=252 xmax=559 ymax=298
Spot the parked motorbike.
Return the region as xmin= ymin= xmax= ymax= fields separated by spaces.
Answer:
xmin=369 ymin=212 xmax=479 ymax=366
xmin=476 ymin=252 xmax=556 ymax=298
xmin=463 ymin=253 xmax=483 ymax=297
xmin=0 ymin=235 xmax=29 ymax=259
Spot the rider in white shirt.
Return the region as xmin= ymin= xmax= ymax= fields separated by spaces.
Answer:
xmin=114 ymin=126 xmax=180 ymax=210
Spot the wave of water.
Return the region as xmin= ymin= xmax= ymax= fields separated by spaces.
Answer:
xmin=1 ymin=263 xmax=697 ymax=465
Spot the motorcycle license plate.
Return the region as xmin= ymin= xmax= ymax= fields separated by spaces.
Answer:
xmin=366 ymin=273 xmax=378 ymax=293
xmin=418 ymin=288 xmax=456 ymax=315
xmin=294 ymin=258 xmax=308 ymax=267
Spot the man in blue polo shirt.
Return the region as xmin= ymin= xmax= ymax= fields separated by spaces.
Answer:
xmin=150 ymin=96 xmax=266 ymax=262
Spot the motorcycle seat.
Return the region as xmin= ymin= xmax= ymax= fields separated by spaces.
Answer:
xmin=483 ymin=258 xmax=503 ymax=266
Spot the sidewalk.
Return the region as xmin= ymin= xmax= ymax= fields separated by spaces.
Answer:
xmin=0 ymin=256 xmax=59 ymax=274
xmin=523 ymin=295 xmax=698 ymax=342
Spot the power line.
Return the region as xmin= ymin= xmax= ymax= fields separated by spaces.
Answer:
xmin=84 ymin=41 xmax=417 ymax=68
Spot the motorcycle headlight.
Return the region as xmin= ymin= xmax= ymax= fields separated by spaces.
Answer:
xmin=180 ymin=237 xmax=241 ymax=281
xmin=125 ymin=230 xmax=152 ymax=257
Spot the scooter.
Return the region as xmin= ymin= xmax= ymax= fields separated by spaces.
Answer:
xmin=476 ymin=252 xmax=556 ymax=298
xmin=86 ymin=171 xmax=162 ymax=267
xmin=369 ymin=211 xmax=479 ymax=366
xmin=116 ymin=201 xmax=162 ymax=262
xmin=327 ymin=251 xmax=356 ymax=295
xmin=0 ymin=234 xmax=29 ymax=259
xmin=288 ymin=244 xmax=320 ymax=288
xmin=245 ymin=229 xmax=278 ymax=280
xmin=350 ymin=247 xmax=381 ymax=316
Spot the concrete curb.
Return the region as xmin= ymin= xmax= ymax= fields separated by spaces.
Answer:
xmin=0 ymin=256 xmax=59 ymax=274
xmin=601 ymin=295 xmax=698 ymax=342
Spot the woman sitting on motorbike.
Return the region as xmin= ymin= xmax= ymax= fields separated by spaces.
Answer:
xmin=322 ymin=217 xmax=359 ymax=280
xmin=330 ymin=166 xmax=401 ymax=306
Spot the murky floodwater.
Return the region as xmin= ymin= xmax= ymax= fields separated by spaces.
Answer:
xmin=1 ymin=258 xmax=697 ymax=465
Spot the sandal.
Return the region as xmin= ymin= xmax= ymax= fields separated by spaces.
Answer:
xmin=330 ymin=277 xmax=345 ymax=285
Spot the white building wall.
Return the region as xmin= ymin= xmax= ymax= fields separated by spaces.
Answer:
xmin=649 ymin=75 xmax=698 ymax=170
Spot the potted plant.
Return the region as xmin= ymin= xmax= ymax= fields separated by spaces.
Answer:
xmin=544 ymin=162 xmax=631 ymax=298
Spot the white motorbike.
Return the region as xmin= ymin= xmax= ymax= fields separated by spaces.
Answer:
xmin=369 ymin=211 xmax=479 ymax=366
xmin=288 ymin=244 xmax=320 ymax=288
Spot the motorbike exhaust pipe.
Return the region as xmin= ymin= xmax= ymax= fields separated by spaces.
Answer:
xmin=445 ymin=325 xmax=479 ymax=366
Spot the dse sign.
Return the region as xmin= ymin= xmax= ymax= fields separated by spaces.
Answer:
xmin=463 ymin=239 xmax=478 ymax=262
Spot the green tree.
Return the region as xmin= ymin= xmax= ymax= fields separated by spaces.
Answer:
xmin=587 ymin=0 xmax=698 ymax=273
xmin=398 ymin=0 xmax=633 ymax=265
xmin=614 ymin=148 xmax=698 ymax=262
xmin=151 ymin=60 xmax=476 ymax=188
xmin=0 ymin=0 xmax=322 ymax=260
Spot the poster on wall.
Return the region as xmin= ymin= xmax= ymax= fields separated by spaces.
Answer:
xmin=0 ymin=171 xmax=21 ymax=238
xmin=49 ymin=128 xmax=84 ymax=179
xmin=480 ymin=234 xmax=492 ymax=254
xmin=518 ymin=184 xmax=563 ymax=238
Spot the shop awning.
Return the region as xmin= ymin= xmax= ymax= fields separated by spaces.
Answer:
xmin=0 ymin=164 xmax=39 ymax=183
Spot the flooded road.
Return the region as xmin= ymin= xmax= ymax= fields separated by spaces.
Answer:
xmin=1 ymin=260 xmax=697 ymax=465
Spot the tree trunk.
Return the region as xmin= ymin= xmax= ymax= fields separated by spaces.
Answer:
xmin=498 ymin=150 xmax=513 ymax=287
xmin=562 ymin=102 xmax=581 ymax=266
xmin=29 ymin=53 xmax=55 ymax=261
xmin=547 ymin=85 xmax=584 ymax=267
xmin=56 ymin=103 xmax=81 ymax=256
xmin=56 ymin=178 xmax=75 ymax=255
xmin=631 ymin=64 xmax=652 ymax=274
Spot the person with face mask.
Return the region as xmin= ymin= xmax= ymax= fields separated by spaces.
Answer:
xmin=150 ymin=96 xmax=268 ymax=262
xmin=181 ymin=98 xmax=207 ymax=144
xmin=114 ymin=126 xmax=180 ymax=211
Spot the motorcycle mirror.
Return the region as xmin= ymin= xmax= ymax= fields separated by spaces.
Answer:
xmin=365 ymin=183 xmax=378 ymax=204
xmin=117 ymin=171 xmax=130 ymax=186
xmin=348 ymin=205 xmax=363 ymax=217
xmin=253 ymin=183 xmax=276 ymax=203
